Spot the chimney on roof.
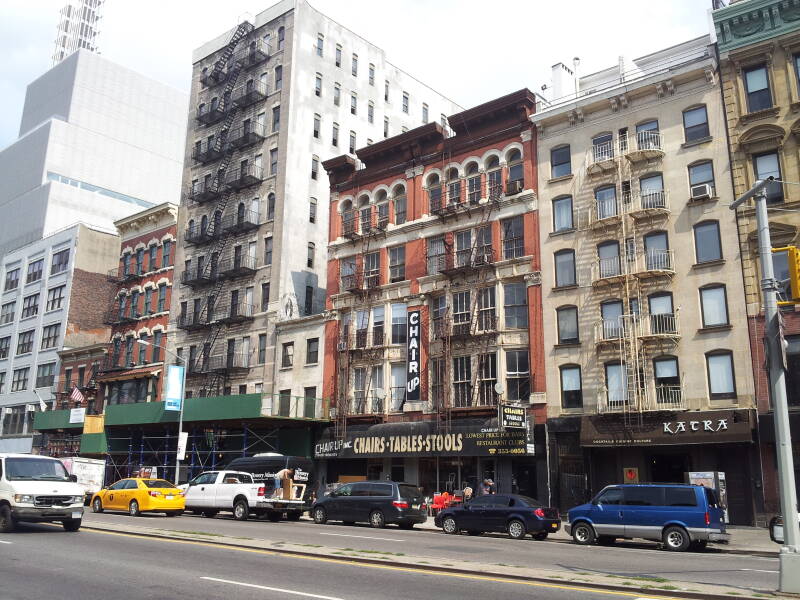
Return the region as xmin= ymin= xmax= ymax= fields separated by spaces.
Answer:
xmin=551 ymin=61 xmax=577 ymax=101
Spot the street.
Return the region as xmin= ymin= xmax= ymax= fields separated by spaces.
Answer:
xmin=2 ymin=520 xmax=675 ymax=600
xmin=60 ymin=512 xmax=779 ymax=594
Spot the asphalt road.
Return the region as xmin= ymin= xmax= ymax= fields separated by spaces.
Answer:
xmin=79 ymin=511 xmax=778 ymax=594
xmin=1 ymin=521 xmax=673 ymax=600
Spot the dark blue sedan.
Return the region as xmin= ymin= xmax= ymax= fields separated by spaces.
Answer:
xmin=434 ymin=494 xmax=560 ymax=540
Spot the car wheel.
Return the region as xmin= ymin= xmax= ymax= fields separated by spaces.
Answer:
xmin=201 ymin=510 xmax=218 ymax=518
xmin=398 ymin=522 xmax=414 ymax=530
xmin=190 ymin=510 xmax=203 ymax=516
xmin=286 ymin=511 xmax=302 ymax=521
xmin=92 ymin=498 xmax=103 ymax=513
xmin=313 ymin=507 xmax=327 ymax=524
xmin=0 ymin=505 xmax=16 ymax=533
xmin=442 ymin=516 xmax=458 ymax=535
xmin=597 ymin=536 xmax=616 ymax=546
xmin=571 ymin=521 xmax=596 ymax=545
xmin=507 ymin=519 xmax=526 ymax=540
xmin=62 ymin=518 xmax=81 ymax=532
xmin=129 ymin=500 xmax=141 ymax=517
xmin=663 ymin=526 xmax=690 ymax=552
xmin=369 ymin=510 xmax=386 ymax=529
xmin=233 ymin=500 xmax=249 ymax=521
xmin=467 ymin=530 xmax=482 ymax=536
xmin=532 ymin=531 xmax=548 ymax=541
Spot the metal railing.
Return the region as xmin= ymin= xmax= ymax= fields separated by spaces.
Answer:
xmin=340 ymin=272 xmax=380 ymax=293
xmin=267 ymin=393 xmax=330 ymax=420
xmin=232 ymin=80 xmax=269 ymax=108
xmin=216 ymin=302 xmax=255 ymax=323
xmin=218 ymin=254 xmax=258 ymax=278
xmin=235 ymin=39 xmax=271 ymax=69
xmin=225 ymin=164 xmax=264 ymax=190
xmin=227 ymin=122 xmax=267 ymax=149
xmin=349 ymin=393 xmax=385 ymax=416
xmin=628 ymin=189 xmax=670 ymax=214
xmin=632 ymin=130 xmax=664 ymax=154
xmin=187 ymin=178 xmax=222 ymax=203
xmin=196 ymin=103 xmax=227 ymax=125
xmin=209 ymin=352 xmax=251 ymax=373
xmin=222 ymin=210 xmax=260 ymax=233
xmin=192 ymin=138 xmax=225 ymax=164
xmin=596 ymin=384 xmax=685 ymax=413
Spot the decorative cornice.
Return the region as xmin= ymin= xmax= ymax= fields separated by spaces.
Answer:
xmin=715 ymin=0 xmax=800 ymax=54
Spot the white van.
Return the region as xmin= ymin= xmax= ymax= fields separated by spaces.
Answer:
xmin=0 ymin=453 xmax=86 ymax=532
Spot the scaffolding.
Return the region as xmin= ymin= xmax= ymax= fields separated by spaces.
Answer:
xmin=582 ymin=130 xmax=684 ymax=426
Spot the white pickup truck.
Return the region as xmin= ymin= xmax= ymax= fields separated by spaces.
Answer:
xmin=182 ymin=470 xmax=269 ymax=520
xmin=0 ymin=453 xmax=86 ymax=532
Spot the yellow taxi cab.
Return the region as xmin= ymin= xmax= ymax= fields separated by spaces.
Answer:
xmin=91 ymin=478 xmax=185 ymax=517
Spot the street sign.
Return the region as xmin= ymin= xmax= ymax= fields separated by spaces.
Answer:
xmin=176 ymin=431 xmax=188 ymax=461
xmin=164 ymin=365 xmax=184 ymax=411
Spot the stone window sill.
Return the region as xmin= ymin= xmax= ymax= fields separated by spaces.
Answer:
xmin=687 ymin=195 xmax=719 ymax=207
xmin=692 ymin=259 xmax=726 ymax=269
xmin=698 ymin=324 xmax=733 ymax=333
xmin=554 ymin=342 xmax=581 ymax=349
xmin=739 ymin=107 xmax=780 ymax=125
xmin=681 ymin=136 xmax=713 ymax=149
xmin=553 ymin=284 xmax=579 ymax=292
xmin=548 ymin=174 xmax=574 ymax=184
xmin=550 ymin=228 xmax=576 ymax=238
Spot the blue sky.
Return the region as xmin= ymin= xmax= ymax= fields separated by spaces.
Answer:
xmin=0 ymin=0 xmax=711 ymax=148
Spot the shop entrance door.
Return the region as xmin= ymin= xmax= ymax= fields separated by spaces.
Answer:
xmin=650 ymin=453 xmax=688 ymax=484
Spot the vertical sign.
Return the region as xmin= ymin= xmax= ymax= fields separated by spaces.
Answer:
xmin=176 ymin=431 xmax=189 ymax=461
xmin=164 ymin=364 xmax=185 ymax=411
xmin=406 ymin=309 xmax=421 ymax=403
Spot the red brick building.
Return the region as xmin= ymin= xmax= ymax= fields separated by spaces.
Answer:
xmin=318 ymin=90 xmax=546 ymax=498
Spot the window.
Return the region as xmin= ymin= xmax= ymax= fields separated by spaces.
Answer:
xmin=595 ymin=185 xmax=617 ymax=219
xmin=21 ymin=294 xmax=39 ymax=318
xmin=706 ymin=351 xmax=736 ymax=400
xmin=333 ymin=82 xmax=341 ymax=106
xmin=281 ymin=342 xmax=294 ymax=368
xmin=306 ymin=338 xmax=319 ymax=364
xmin=1 ymin=302 xmax=14 ymax=324
xmin=34 ymin=362 xmax=55 ymax=389
xmin=560 ymin=365 xmax=582 ymax=409
xmin=277 ymin=27 xmax=285 ymax=51
xmin=258 ymin=334 xmax=267 ymax=364
xmin=4 ymin=268 xmax=19 ymax=291
xmin=554 ymin=249 xmax=576 ymax=287
xmin=389 ymin=246 xmax=405 ymax=282
xmin=264 ymin=237 xmax=273 ymax=265
xmin=552 ymin=196 xmax=573 ymax=232
xmin=402 ymin=92 xmax=409 ymax=113
xmin=744 ymin=65 xmax=772 ymax=112
xmin=504 ymin=282 xmax=528 ymax=329
xmin=422 ymin=103 xmax=429 ymax=123
xmin=157 ymin=284 xmax=167 ymax=313
xmin=144 ymin=287 xmax=153 ymax=314
xmin=148 ymin=245 xmax=157 ymax=272
xmin=351 ymin=53 xmax=358 ymax=76
xmin=135 ymin=248 xmax=144 ymax=274
xmin=350 ymin=92 xmax=357 ymax=116
xmin=689 ymin=160 xmax=715 ymax=195
xmin=50 ymin=249 xmax=69 ymax=275
xmin=391 ymin=303 xmax=407 ymax=344
xmin=452 ymin=355 xmax=472 ymax=408
xmin=367 ymin=101 xmax=374 ymax=124
xmin=26 ymin=259 xmax=43 ymax=284
xmin=138 ymin=334 xmax=148 ymax=364
xmin=683 ymin=106 xmax=709 ymax=142
xmin=311 ymin=156 xmax=319 ymax=180
xmin=383 ymin=117 xmax=389 ymax=138
xmin=152 ymin=330 xmax=162 ymax=362
xmin=271 ymin=106 xmax=280 ymax=132
xmin=331 ymin=122 xmax=339 ymax=147
xmin=270 ymin=148 xmax=278 ymax=175
xmin=556 ymin=306 xmax=579 ymax=344
xmin=261 ymin=282 xmax=270 ymax=311
xmin=305 ymin=285 xmax=313 ymax=315
xmin=502 ymin=216 xmax=524 ymax=259
xmin=505 ymin=350 xmax=530 ymax=402
xmin=316 ymin=34 xmax=323 ymax=57
xmin=0 ymin=336 xmax=9 ymax=359
xmin=275 ymin=65 xmax=282 ymax=90
xmin=653 ymin=356 xmax=680 ymax=405
xmin=384 ymin=80 xmax=390 ymax=102
xmin=349 ymin=131 xmax=356 ymax=154
xmin=335 ymin=44 xmax=342 ymax=67
xmin=753 ymin=151 xmax=783 ymax=203
xmin=700 ymin=285 xmax=729 ymax=328
xmin=162 ymin=240 xmax=172 ymax=268
xmin=312 ymin=113 xmax=320 ymax=139
xmin=0 ymin=373 xmax=5 ymax=396
xmin=368 ymin=63 xmax=375 ymax=85
xmin=307 ymin=242 xmax=315 ymax=268
xmin=394 ymin=193 xmax=406 ymax=225
xmin=17 ymin=330 xmax=34 ymax=355
xmin=694 ymin=221 xmax=722 ymax=263
xmin=11 ymin=367 xmax=29 ymax=392
xmin=604 ymin=362 xmax=627 ymax=408
xmin=41 ymin=323 xmax=60 ymax=349
xmin=551 ymin=146 xmax=571 ymax=178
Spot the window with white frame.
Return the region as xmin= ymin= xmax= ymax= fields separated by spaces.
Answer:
xmin=506 ymin=350 xmax=530 ymax=402
xmin=41 ymin=323 xmax=60 ymax=349
xmin=453 ymin=355 xmax=472 ymax=408
xmin=389 ymin=246 xmax=405 ymax=282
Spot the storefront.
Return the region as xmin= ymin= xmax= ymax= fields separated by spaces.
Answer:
xmin=314 ymin=418 xmax=547 ymax=501
xmin=580 ymin=409 xmax=758 ymax=525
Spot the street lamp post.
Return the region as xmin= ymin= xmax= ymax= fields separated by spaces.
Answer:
xmin=731 ymin=179 xmax=800 ymax=592
xmin=139 ymin=340 xmax=187 ymax=485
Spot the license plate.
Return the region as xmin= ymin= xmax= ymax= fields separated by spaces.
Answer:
xmin=551 ymin=523 xmax=558 ymax=528
xmin=166 ymin=495 xmax=174 ymax=500
xmin=412 ymin=504 xmax=420 ymax=510
xmin=72 ymin=511 xmax=82 ymax=519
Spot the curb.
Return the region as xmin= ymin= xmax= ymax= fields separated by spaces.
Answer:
xmin=79 ymin=522 xmax=780 ymax=600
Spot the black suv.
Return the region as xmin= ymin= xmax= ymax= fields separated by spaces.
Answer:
xmin=312 ymin=481 xmax=426 ymax=529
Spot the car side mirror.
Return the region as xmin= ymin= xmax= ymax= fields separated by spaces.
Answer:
xmin=69 ymin=474 xmax=78 ymax=483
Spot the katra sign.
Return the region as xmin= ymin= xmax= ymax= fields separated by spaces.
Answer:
xmin=405 ymin=309 xmax=421 ymax=403
xmin=662 ymin=418 xmax=729 ymax=435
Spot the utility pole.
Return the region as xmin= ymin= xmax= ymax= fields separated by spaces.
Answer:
xmin=732 ymin=179 xmax=800 ymax=592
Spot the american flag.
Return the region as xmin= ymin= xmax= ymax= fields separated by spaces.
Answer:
xmin=70 ymin=386 xmax=85 ymax=404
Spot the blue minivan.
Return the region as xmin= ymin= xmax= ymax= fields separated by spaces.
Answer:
xmin=566 ymin=484 xmax=729 ymax=552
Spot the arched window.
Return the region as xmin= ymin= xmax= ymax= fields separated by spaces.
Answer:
xmin=309 ymin=197 xmax=317 ymax=223
xmin=699 ymin=284 xmax=729 ymax=328
xmin=639 ymin=173 xmax=665 ymax=209
xmin=552 ymin=195 xmax=573 ymax=232
xmin=485 ymin=155 xmax=501 ymax=197
xmin=597 ymin=240 xmax=620 ymax=278
xmin=447 ymin=167 xmax=461 ymax=204
xmin=551 ymin=145 xmax=570 ymax=178
xmin=559 ymin=364 xmax=582 ymax=408
xmin=213 ymin=210 xmax=222 ymax=233
xmin=554 ymin=249 xmax=576 ymax=287
xmin=393 ymin=185 xmax=407 ymax=224
xmin=507 ymin=148 xmax=523 ymax=185
xmin=358 ymin=195 xmax=371 ymax=232
xmin=595 ymin=185 xmax=617 ymax=220
xmin=604 ymin=361 xmax=627 ymax=409
xmin=648 ymin=291 xmax=676 ymax=335
xmin=705 ymin=350 xmax=736 ymax=400
xmin=267 ymin=193 xmax=276 ymax=220
xmin=200 ymin=215 xmax=208 ymax=234
xmin=693 ymin=220 xmax=722 ymax=263
xmin=237 ymin=202 xmax=245 ymax=225
xmin=427 ymin=173 xmax=442 ymax=211
xmin=187 ymin=219 xmax=195 ymax=236
xmin=592 ymin=132 xmax=614 ymax=162
xmin=600 ymin=299 xmax=624 ymax=340
xmin=307 ymin=242 xmax=315 ymax=269
xmin=653 ymin=355 xmax=680 ymax=406
xmin=643 ymin=230 xmax=670 ymax=271
xmin=341 ymin=199 xmax=355 ymax=235
xmin=277 ymin=27 xmax=285 ymax=51
xmin=556 ymin=305 xmax=578 ymax=344
xmin=465 ymin=162 xmax=481 ymax=203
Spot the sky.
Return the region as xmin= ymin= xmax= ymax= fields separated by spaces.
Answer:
xmin=0 ymin=0 xmax=712 ymax=148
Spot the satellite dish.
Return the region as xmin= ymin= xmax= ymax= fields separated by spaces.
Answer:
xmin=494 ymin=383 xmax=504 ymax=395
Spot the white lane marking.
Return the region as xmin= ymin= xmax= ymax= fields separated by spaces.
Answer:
xmin=318 ymin=532 xmax=403 ymax=542
xmin=201 ymin=577 xmax=343 ymax=600
xmin=0 ymin=540 xmax=11 ymax=544
xmin=740 ymin=568 xmax=779 ymax=573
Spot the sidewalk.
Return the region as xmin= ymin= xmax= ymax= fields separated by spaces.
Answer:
xmin=417 ymin=517 xmax=778 ymax=555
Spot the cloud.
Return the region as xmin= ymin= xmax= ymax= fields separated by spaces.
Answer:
xmin=0 ymin=0 xmax=710 ymax=148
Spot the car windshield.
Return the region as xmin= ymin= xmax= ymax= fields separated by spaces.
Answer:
xmin=5 ymin=457 xmax=70 ymax=481
xmin=515 ymin=495 xmax=543 ymax=508
xmin=143 ymin=479 xmax=178 ymax=489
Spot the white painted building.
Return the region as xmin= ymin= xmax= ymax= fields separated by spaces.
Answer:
xmin=0 ymin=223 xmax=119 ymax=452
xmin=52 ymin=0 xmax=104 ymax=65
xmin=0 ymin=49 xmax=188 ymax=256
xmin=172 ymin=0 xmax=462 ymax=400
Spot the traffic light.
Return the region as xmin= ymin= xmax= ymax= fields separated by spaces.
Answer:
xmin=773 ymin=246 xmax=800 ymax=304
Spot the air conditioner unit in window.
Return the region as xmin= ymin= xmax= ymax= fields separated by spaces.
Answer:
xmin=506 ymin=180 xmax=523 ymax=195
xmin=690 ymin=183 xmax=713 ymax=200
